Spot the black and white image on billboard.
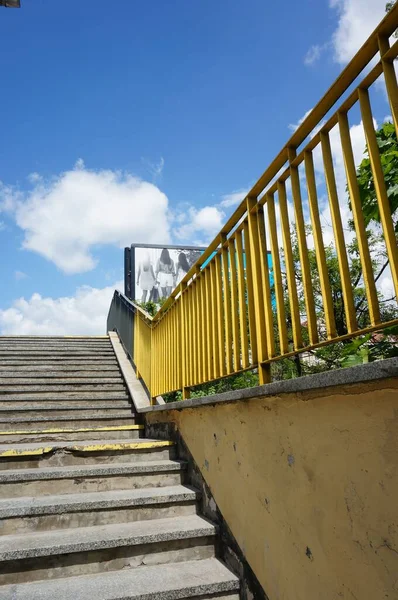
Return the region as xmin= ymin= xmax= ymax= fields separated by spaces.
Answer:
xmin=133 ymin=245 xmax=204 ymax=305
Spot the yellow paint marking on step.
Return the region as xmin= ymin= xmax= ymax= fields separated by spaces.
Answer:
xmin=0 ymin=439 xmax=174 ymax=457
xmin=0 ymin=424 xmax=144 ymax=436
xmin=71 ymin=440 xmax=175 ymax=452
xmin=0 ymin=446 xmax=54 ymax=457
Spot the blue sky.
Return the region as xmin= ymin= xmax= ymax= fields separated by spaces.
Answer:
xmin=0 ymin=0 xmax=393 ymax=334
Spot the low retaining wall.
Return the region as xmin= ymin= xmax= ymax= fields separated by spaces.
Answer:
xmin=142 ymin=358 xmax=398 ymax=600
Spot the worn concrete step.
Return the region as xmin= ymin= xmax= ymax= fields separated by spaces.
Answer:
xmin=0 ymin=406 xmax=133 ymax=418
xmin=0 ymin=514 xmax=216 ymax=584
xmin=0 ymin=558 xmax=240 ymax=599
xmin=0 ymin=336 xmax=109 ymax=340
xmin=0 ymin=370 xmax=121 ymax=378
xmin=0 ymin=460 xmax=185 ymax=497
xmin=0 ymin=424 xmax=144 ymax=444
xmin=0 ymin=415 xmax=135 ymax=431
xmin=0 ymin=339 xmax=112 ymax=349
xmin=0 ymin=438 xmax=176 ymax=470
xmin=0 ymin=354 xmax=115 ymax=360
xmin=0 ymin=364 xmax=120 ymax=373
xmin=0 ymin=377 xmax=124 ymax=386
xmin=0 ymin=485 xmax=198 ymax=534
xmin=0 ymin=400 xmax=131 ymax=411
xmin=0 ymin=359 xmax=119 ymax=366
xmin=0 ymin=384 xmax=126 ymax=394
xmin=0 ymin=392 xmax=130 ymax=403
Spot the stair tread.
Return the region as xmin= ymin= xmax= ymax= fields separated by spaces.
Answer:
xmin=0 ymin=460 xmax=185 ymax=482
xmin=0 ymin=485 xmax=197 ymax=517
xmin=0 ymin=394 xmax=130 ymax=401
xmin=0 ymin=558 xmax=239 ymax=599
xmin=0 ymin=437 xmax=173 ymax=454
xmin=0 ymin=414 xmax=133 ymax=422
xmin=0 ymin=405 xmax=132 ymax=411
xmin=0 ymin=514 xmax=215 ymax=560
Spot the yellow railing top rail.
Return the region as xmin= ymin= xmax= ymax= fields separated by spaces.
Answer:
xmin=150 ymin=3 xmax=398 ymax=325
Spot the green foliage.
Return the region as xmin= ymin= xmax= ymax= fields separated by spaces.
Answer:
xmin=354 ymin=122 xmax=398 ymax=231
xmin=137 ymin=301 xmax=158 ymax=317
xmin=163 ymin=371 xmax=259 ymax=403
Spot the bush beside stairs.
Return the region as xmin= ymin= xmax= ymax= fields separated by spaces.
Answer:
xmin=0 ymin=335 xmax=239 ymax=599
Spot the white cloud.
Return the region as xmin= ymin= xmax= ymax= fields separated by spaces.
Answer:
xmin=1 ymin=164 xmax=171 ymax=274
xmin=330 ymin=0 xmax=387 ymax=64
xmin=0 ymin=281 xmax=122 ymax=336
xmin=304 ymin=0 xmax=389 ymax=68
xmin=141 ymin=156 xmax=165 ymax=181
xmin=220 ymin=188 xmax=249 ymax=208
xmin=304 ymin=44 xmax=329 ymax=66
xmin=175 ymin=205 xmax=225 ymax=244
xmin=14 ymin=271 xmax=28 ymax=281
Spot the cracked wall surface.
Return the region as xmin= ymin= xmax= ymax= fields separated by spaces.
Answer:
xmin=145 ymin=377 xmax=398 ymax=599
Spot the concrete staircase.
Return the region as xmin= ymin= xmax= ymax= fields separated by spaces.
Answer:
xmin=0 ymin=336 xmax=239 ymax=599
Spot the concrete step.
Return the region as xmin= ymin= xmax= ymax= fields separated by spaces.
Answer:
xmin=0 ymin=424 xmax=144 ymax=444
xmin=0 ymin=392 xmax=130 ymax=403
xmin=0 ymin=384 xmax=127 ymax=394
xmin=0 ymin=485 xmax=198 ymax=534
xmin=0 ymin=399 xmax=131 ymax=410
xmin=0 ymin=377 xmax=124 ymax=385
xmin=0 ymin=343 xmax=112 ymax=350
xmin=0 ymin=438 xmax=176 ymax=470
xmin=0 ymin=415 xmax=135 ymax=430
xmin=0 ymin=558 xmax=240 ymax=599
xmin=0 ymin=370 xmax=121 ymax=378
xmin=0 ymin=460 xmax=185 ymax=497
xmin=0 ymin=359 xmax=119 ymax=366
xmin=0 ymin=365 xmax=120 ymax=372
xmin=0 ymin=406 xmax=133 ymax=418
xmin=0 ymin=336 xmax=109 ymax=340
xmin=0 ymin=514 xmax=216 ymax=584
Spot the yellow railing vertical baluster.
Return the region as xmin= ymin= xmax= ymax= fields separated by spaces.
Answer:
xmin=194 ymin=270 xmax=201 ymax=386
xmin=266 ymin=193 xmax=289 ymax=354
xmin=222 ymin=236 xmax=233 ymax=374
xmin=288 ymin=148 xmax=318 ymax=345
xmin=215 ymin=251 xmax=226 ymax=376
xmin=243 ymin=219 xmax=257 ymax=366
xmin=358 ymin=88 xmax=398 ymax=299
xmin=277 ymin=180 xmax=303 ymax=349
xmin=171 ymin=305 xmax=175 ymax=392
xmin=235 ymin=229 xmax=250 ymax=368
xmin=180 ymin=283 xmax=190 ymax=399
xmin=163 ymin=309 xmax=171 ymax=390
xmin=187 ymin=284 xmax=193 ymax=389
xmin=304 ymin=150 xmax=337 ymax=339
xmin=205 ymin=266 xmax=214 ymax=381
xmin=321 ymin=130 xmax=358 ymax=333
xmin=247 ymin=198 xmax=270 ymax=383
xmin=338 ymin=111 xmax=381 ymax=326
xmin=200 ymin=269 xmax=208 ymax=382
xmin=228 ymin=237 xmax=240 ymax=371
xmin=257 ymin=205 xmax=275 ymax=358
xmin=378 ymin=36 xmax=398 ymax=135
xmin=210 ymin=259 xmax=220 ymax=379
xmin=191 ymin=279 xmax=197 ymax=387
xmin=176 ymin=300 xmax=182 ymax=392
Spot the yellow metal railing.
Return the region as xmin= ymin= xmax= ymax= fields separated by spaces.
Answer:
xmin=134 ymin=6 xmax=398 ymax=400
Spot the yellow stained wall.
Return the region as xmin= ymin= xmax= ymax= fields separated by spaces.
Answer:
xmin=146 ymin=378 xmax=398 ymax=599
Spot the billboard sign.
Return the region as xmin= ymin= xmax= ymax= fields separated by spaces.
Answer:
xmin=127 ymin=244 xmax=206 ymax=305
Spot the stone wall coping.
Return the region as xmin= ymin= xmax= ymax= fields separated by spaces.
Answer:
xmin=139 ymin=357 xmax=398 ymax=414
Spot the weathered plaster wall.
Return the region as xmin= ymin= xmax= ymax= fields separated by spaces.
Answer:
xmin=145 ymin=377 xmax=398 ymax=600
